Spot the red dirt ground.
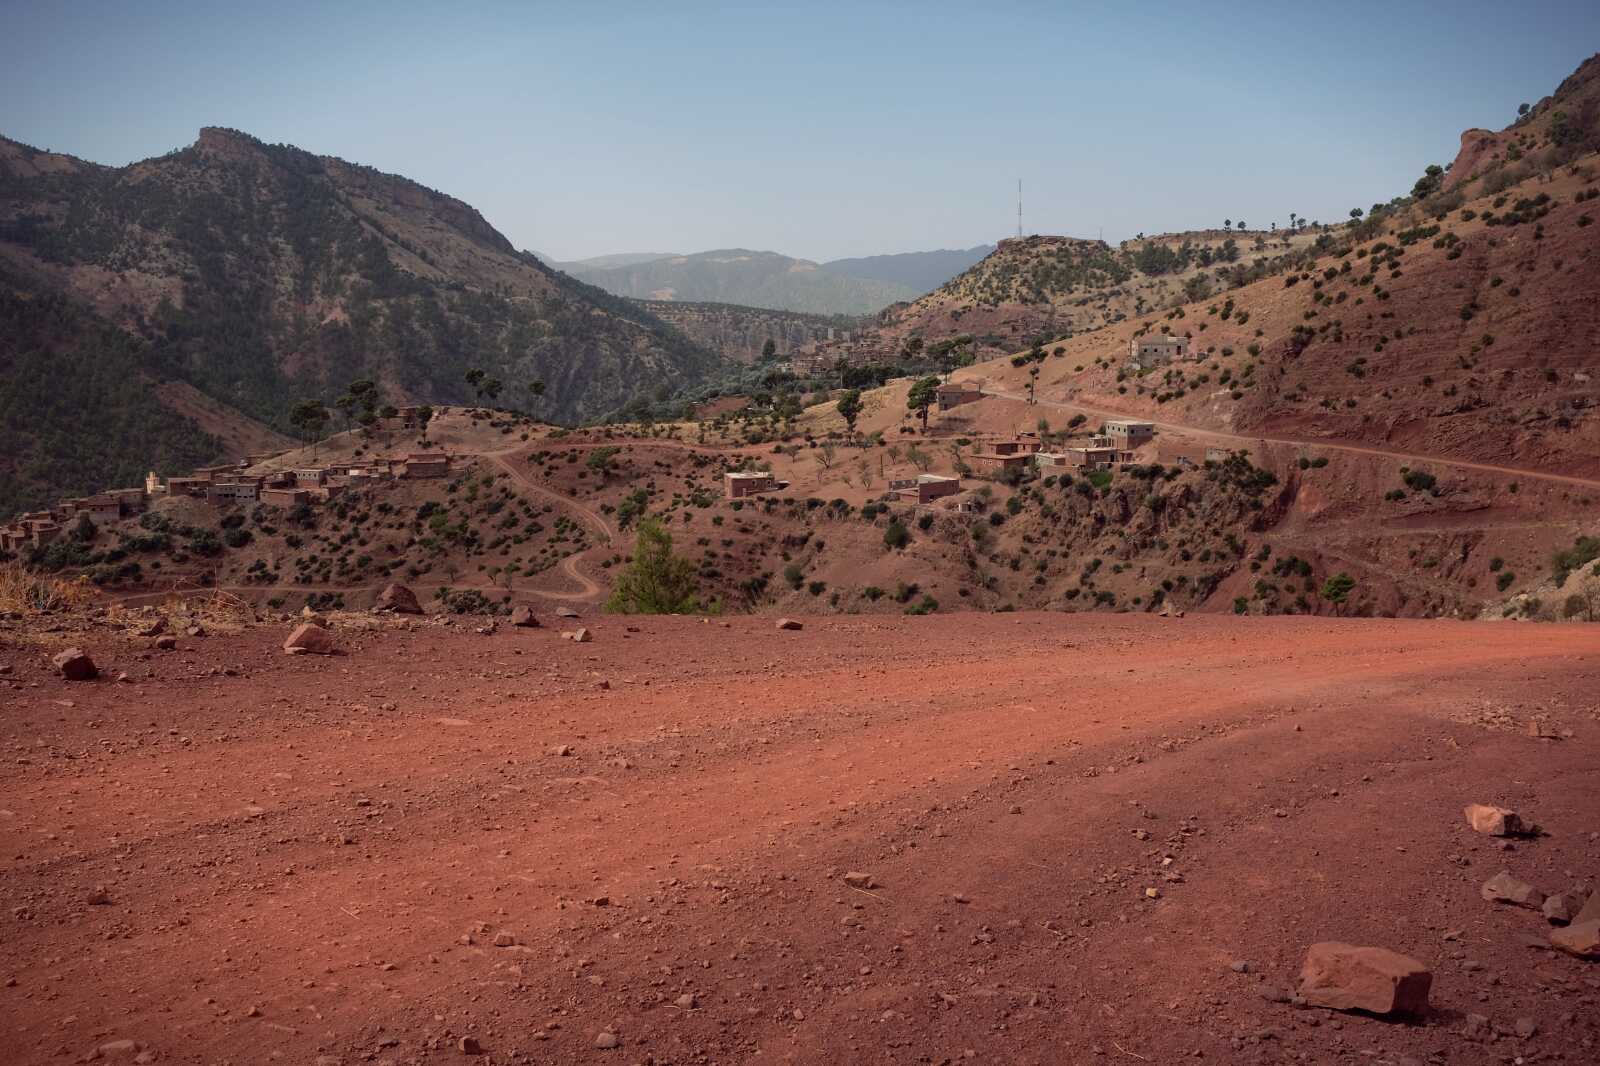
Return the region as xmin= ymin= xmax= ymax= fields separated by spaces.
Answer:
xmin=2 ymin=613 xmax=1598 ymax=1064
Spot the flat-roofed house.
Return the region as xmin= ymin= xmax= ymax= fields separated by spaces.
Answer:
xmin=72 ymin=495 xmax=124 ymax=524
xmin=166 ymin=476 xmax=210 ymax=498
xmin=935 ymin=382 xmax=983 ymax=411
xmin=1103 ymin=420 xmax=1155 ymax=448
xmin=1127 ymin=335 xmax=1190 ymax=368
xmin=208 ymin=479 xmax=261 ymax=505
xmin=724 ymin=470 xmax=775 ymax=498
xmin=402 ymin=453 xmax=450 ymax=479
xmin=260 ymin=487 xmax=312 ymax=508
xmin=890 ymin=474 xmax=961 ymax=504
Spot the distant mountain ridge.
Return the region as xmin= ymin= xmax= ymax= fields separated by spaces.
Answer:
xmin=817 ymin=245 xmax=993 ymax=293
xmin=555 ymin=245 xmax=991 ymax=316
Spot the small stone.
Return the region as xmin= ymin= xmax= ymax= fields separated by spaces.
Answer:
xmin=1543 ymin=894 xmax=1571 ymax=925
xmin=1514 ymin=1017 xmax=1538 ymax=1039
xmin=154 ymin=636 xmax=177 ymax=651
xmin=676 ymin=993 xmax=697 ymax=1009
xmin=1230 ymin=960 xmax=1252 ymax=974
xmin=1297 ymin=942 xmax=1431 ymax=1016
xmin=593 ymin=1030 xmax=620 ymax=1050
xmin=1144 ymin=887 xmax=1161 ymax=900
xmin=775 ymin=618 xmax=803 ymax=631
xmin=842 ymin=871 xmax=875 ymax=889
xmin=509 ymin=606 xmax=540 ymax=628
xmin=245 ymin=1005 xmax=261 ymax=1018
xmin=94 ymin=1040 xmax=141 ymax=1059
xmin=85 ymin=885 xmax=112 ymax=906
xmin=1464 ymin=803 xmax=1524 ymax=837
xmin=556 ymin=606 xmax=579 ymax=618
xmin=52 ymin=647 xmax=97 ymax=681
xmin=457 ymin=1036 xmax=482 ymax=1055
xmin=552 ymin=744 xmax=573 ymax=757
xmin=493 ymin=931 xmax=515 ymax=947
xmin=1481 ymin=870 xmax=1544 ymax=908
xmin=567 ymin=627 xmax=592 ymax=643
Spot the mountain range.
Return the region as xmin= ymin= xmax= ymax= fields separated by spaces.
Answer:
xmin=542 ymin=245 xmax=992 ymax=316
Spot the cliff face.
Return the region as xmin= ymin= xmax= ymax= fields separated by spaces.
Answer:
xmin=1446 ymin=52 xmax=1600 ymax=190
xmin=0 ymin=127 xmax=725 ymax=430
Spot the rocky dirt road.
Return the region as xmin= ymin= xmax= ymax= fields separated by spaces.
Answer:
xmin=2 ymin=613 xmax=1597 ymax=1063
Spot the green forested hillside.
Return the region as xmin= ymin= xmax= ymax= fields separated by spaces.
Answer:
xmin=0 ymin=128 xmax=725 ymax=508
xmin=0 ymin=281 xmax=222 ymax=514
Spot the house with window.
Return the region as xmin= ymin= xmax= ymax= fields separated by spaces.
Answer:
xmin=724 ymin=470 xmax=776 ymax=498
xmin=889 ymin=474 xmax=961 ymax=504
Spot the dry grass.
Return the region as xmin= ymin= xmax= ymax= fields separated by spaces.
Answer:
xmin=0 ymin=562 xmax=94 ymax=615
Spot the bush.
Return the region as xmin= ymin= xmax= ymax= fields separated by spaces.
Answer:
xmin=1496 ymin=571 xmax=1516 ymax=592
xmin=904 ymin=594 xmax=939 ymax=616
xmin=883 ymin=520 xmax=909 ymax=550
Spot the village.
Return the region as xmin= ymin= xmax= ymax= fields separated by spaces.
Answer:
xmin=0 ymin=447 xmax=453 ymax=554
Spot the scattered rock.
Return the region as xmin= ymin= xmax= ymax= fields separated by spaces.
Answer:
xmin=1230 ymin=960 xmax=1252 ymax=974
xmin=138 ymin=617 xmax=167 ymax=637
xmin=509 ymin=606 xmax=540 ymax=628
xmin=1543 ymin=894 xmax=1572 ymax=925
xmin=52 ymin=647 xmax=97 ymax=681
xmin=842 ymin=871 xmax=876 ymax=889
xmin=556 ymin=606 xmax=580 ymax=619
xmin=1575 ymin=889 xmax=1600 ymax=925
xmin=552 ymin=744 xmax=573 ymax=757
xmin=565 ymin=627 xmax=592 ymax=643
xmin=493 ymin=931 xmax=515 ymax=947
xmin=775 ymin=618 xmax=803 ymax=631
xmin=676 ymin=993 xmax=698 ymax=1009
xmin=85 ymin=885 xmax=112 ymax=906
xmin=1515 ymin=1016 xmax=1539 ymax=1039
xmin=457 ymin=1035 xmax=482 ymax=1055
xmin=1144 ymin=887 xmax=1161 ymax=900
xmin=1464 ymin=803 xmax=1525 ymax=837
xmin=283 ymin=623 xmax=338 ymax=656
xmin=375 ymin=583 xmax=424 ymax=615
xmin=593 ymin=1030 xmax=620 ymax=1050
xmin=154 ymin=636 xmax=177 ymax=651
xmin=1297 ymin=942 xmax=1431 ymax=1016
xmin=300 ymin=606 xmax=328 ymax=626
xmin=1481 ymin=870 xmax=1544 ymax=909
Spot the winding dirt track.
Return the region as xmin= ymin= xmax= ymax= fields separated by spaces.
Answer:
xmin=985 ymin=388 xmax=1600 ymax=490
xmin=2 ymin=612 xmax=1597 ymax=1064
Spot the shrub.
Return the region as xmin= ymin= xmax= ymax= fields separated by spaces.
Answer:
xmin=883 ymin=520 xmax=910 ymax=550
xmin=1496 ymin=571 xmax=1516 ymax=592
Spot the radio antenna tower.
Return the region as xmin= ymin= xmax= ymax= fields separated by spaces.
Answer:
xmin=1016 ymin=179 xmax=1023 ymax=238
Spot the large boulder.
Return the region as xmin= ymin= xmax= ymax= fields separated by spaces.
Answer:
xmin=52 ymin=647 xmax=97 ymax=681
xmin=775 ymin=618 xmax=803 ymax=631
xmin=375 ymin=583 xmax=423 ymax=615
xmin=1297 ymin=942 xmax=1431 ymax=1016
xmin=1550 ymin=918 xmax=1600 ymax=958
xmin=509 ymin=606 xmax=540 ymax=628
xmin=283 ymin=623 xmax=338 ymax=656
xmin=1463 ymin=803 xmax=1524 ymax=837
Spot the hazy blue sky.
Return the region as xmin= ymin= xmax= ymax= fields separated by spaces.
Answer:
xmin=5 ymin=1 xmax=1598 ymax=260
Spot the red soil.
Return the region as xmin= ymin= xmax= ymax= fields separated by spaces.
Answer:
xmin=2 ymin=614 xmax=1597 ymax=1064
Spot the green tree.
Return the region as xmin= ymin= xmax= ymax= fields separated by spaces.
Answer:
xmin=1411 ymin=164 xmax=1444 ymax=201
xmin=883 ymin=520 xmax=909 ymax=550
xmin=836 ymin=389 xmax=863 ymax=437
xmin=586 ymin=445 xmax=621 ymax=482
xmin=414 ymin=404 xmax=434 ymax=441
xmin=289 ymin=399 xmax=330 ymax=457
xmin=907 ymin=375 xmax=939 ymax=432
xmin=605 ymin=517 xmax=700 ymax=615
xmin=761 ymin=338 xmax=776 ymax=360
xmin=1321 ymin=572 xmax=1356 ymax=612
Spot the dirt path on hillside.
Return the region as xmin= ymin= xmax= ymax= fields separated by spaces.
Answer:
xmin=986 ymin=388 xmax=1600 ymax=491
xmin=2 ymin=613 xmax=1597 ymax=1064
